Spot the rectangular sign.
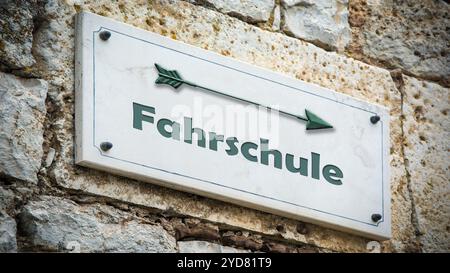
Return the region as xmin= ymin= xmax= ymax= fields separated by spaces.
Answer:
xmin=75 ymin=12 xmax=391 ymax=240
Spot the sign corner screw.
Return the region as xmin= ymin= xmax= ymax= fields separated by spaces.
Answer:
xmin=99 ymin=30 xmax=111 ymax=41
xmin=370 ymin=115 xmax=380 ymax=124
xmin=371 ymin=213 xmax=382 ymax=222
xmin=100 ymin=142 xmax=113 ymax=151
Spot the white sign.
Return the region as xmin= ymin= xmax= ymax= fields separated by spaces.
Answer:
xmin=75 ymin=12 xmax=391 ymax=240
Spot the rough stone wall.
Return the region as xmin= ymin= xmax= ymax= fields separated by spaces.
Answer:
xmin=0 ymin=0 xmax=448 ymax=253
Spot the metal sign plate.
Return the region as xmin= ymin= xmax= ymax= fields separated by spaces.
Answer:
xmin=75 ymin=12 xmax=391 ymax=240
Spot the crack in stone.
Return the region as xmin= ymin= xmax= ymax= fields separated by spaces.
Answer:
xmin=390 ymin=69 xmax=423 ymax=251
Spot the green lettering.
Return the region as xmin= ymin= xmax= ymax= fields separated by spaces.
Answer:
xmin=260 ymin=138 xmax=282 ymax=169
xmin=132 ymin=103 xmax=343 ymax=185
xmin=133 ymin=102 xmax=155 ymax=130
xmin=323 ymin=165 xmax=343 ymax=185
xmin=241 ymin=142 xmax=258 ymax=162
xmin=311 ymin=152 xmax=320 ymax=180
xmin=209 ymin=132 xmax=224 ymax=151
xmin=285 ymin=154 xmax=308 ymax=176
xmin=225 ymin=137 xmax=239 ymax=156
xmin=157 ymin=118 xmax=180 ymax=140
xmin=184 ymin=117 xmax=206 ymax=148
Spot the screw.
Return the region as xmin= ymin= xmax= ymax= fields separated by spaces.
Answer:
xmin=371 ymin=213 xmax=382 ymax=222
xmin=100 ymin=142 xmax=113 ymax=151
xmin=370 ymin=115 xmax=380 ymax=124
xmin=99 ymin=30 xmax=111 ymax=41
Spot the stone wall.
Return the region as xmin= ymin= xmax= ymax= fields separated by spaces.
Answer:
xmin=0 ymin=0 xmax=448 ymax=253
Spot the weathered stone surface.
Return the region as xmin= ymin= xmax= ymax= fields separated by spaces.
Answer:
xmin=44 ymin=147 xmax=56 ymax=167
xmin=0 ymin=185 xmax=15 ymax=212
xmin=222 ymin=232 xmax=264 ymax=251
xmin=0 ymin=211 xmax=17 ymax=252
xmin=174 ymin=222 xmax=220 ymax=241
xmin=187 ymin=0 xmax=275 ymax=23
xmin=29 ymin=0 xmax=76 ymax=87
xmin=270 ymin=4 xmax=281 ymax=31
xmin=401 ymin=75 xmax=449 ymax=252
xmin=0 ymin=0 xmax=45 ymax=69
xmin=178 ymin=240 xmax=251 ymax=253
xmin=19 ymin=196 xmax=177 ymax=252
xmin=0 ymin=72 xmax=48 ymax=183
xmin=281 ymin=0 xmax=351 ymax=51
xmin=261 ymin=241 xmax=298 ymax=253
xmin=348 ymin=0 xmax=450 ymax=87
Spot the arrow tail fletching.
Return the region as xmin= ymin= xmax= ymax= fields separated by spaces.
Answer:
xmin=155 ymin=76 xmax=183 ymax=89
xmin=154 ymin=63 xmax=184 ymax=89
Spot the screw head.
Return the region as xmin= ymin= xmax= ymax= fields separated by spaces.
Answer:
xmin=99 ymin=30 xmax=111 ymax=41
xmin=100 ymin=142 xmax=113 ymax=151
xmin=371 ymin=213 xmax=382 ymax=222
xmin=370 ymin=115 xmax=380 ymax=124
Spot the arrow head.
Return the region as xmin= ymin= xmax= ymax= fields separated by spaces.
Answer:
xmin=304 ymin=109 xmax=333 ymax=130
xmin=154 ymin=63 xmax=184 ymax=89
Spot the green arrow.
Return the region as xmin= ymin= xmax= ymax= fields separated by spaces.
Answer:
xmin=154 ymin=63 xmax=333 ymax=130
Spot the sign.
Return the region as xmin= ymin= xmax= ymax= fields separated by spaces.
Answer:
xmin=75 ymin=12 xmax=391 ymax=240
